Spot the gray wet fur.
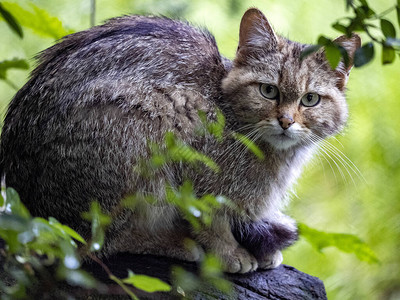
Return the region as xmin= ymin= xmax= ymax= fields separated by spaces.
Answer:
xmin=0 ymin=9 xmax=360 ymax=273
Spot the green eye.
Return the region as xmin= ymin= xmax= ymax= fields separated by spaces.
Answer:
xmin=260 ymin=83 xmax=279 ymax=100
xmin=301 ymin=93 xmax=320 ymax=107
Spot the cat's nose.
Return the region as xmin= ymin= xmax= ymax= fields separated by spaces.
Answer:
xmin=278 ymin=115 xmax=294 ymax=130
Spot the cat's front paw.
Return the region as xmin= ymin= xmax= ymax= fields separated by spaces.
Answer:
xmin=258 ymin=250 xmax=283 ymax=270
xmin=220 ymin=247 xmax=258 ymax=273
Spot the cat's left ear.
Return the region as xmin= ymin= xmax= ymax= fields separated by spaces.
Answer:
xmin=236 ymin=8 xmax=278 ymax=63
xmin=332 ymin=34 xmax=361 ymax=89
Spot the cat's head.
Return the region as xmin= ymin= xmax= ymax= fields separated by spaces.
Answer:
xmin=222 ymin=8 xmax=361 ymax=150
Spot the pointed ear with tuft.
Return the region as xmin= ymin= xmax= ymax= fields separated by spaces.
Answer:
xmin=332 ymin=34 xmax=361 ymax=89
xmin=236 ymin=8 xmax=278 ymax=64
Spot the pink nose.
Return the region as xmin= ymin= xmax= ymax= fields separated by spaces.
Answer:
xmin=278 ymin=116 xmax=294 ymax=130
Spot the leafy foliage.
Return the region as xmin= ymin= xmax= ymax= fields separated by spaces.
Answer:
xmin=302 ymin=0 xmax=400 ymax=67
xmin=298 ymin=223 xmax=379 ymax=264
xmin=354 ymin=42 xmax=374 ymax=66
xmin=81 ymin=202 xmax=111 ymax=252
xmin=140 ymin=130 xmax=220 ymax=175
xmin=198 ymin=108 xmax=226 ymax=142
xmin=232 ymin=132 xmax=265 ymax=160
xmin=165 ymin=131 xmax=220 ymax=172
xmin=166 ymin=181 xmax=230 ymax=230
xmin=0 ymin=2 xmax=74 ymax=39
xmin=0 ymin=58 xmax=29 ymax=80
xmin=173 ymin=254 xmax=232 ymax=298
xmin=123 ymin=270 xmax=171 ymax=293
xmin=0 ymin=187 xmax=98 ymax=298
xmin=0 ymin=3 xmax=23 ymax=38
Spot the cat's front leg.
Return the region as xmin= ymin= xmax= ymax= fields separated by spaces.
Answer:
xmin=194 ymin=215 xmax=258 ymax=273
xmin=258 ymin=250 xmax=283 ymax=269
xmin=232 ymin=213 xmax=298 ymax=270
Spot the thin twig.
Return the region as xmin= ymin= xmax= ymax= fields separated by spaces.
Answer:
xmin=110 ymin=275 xmax=139 ymax=300
xmin=88 ymin=252 xmax=112 ymax=276
xmin=88 ymin=253 xmax=139 ymax=300
xmin=373 ymin=6 xmax=396 ymax=20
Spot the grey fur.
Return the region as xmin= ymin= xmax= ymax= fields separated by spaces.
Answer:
xmin=0 ymin=9 xmax=360 ymax=273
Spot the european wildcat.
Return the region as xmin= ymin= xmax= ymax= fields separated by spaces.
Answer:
xmin=0 ymin=8 xmax=360 ymax=273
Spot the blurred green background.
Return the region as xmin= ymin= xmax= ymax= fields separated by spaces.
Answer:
xmin=0 ymin=0 xmax=399 ymax=299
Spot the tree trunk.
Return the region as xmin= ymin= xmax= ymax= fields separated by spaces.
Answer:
xmin=83 ymin=253 xmax=327 ymax=299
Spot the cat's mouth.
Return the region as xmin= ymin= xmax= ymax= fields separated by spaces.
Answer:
xmin=279 ymin=132 xmax=291 ymax=138
xmin=263 ymin=132 xmax=300 ymax=150
xmin=273 ymin=130 xmax=294 ymax=139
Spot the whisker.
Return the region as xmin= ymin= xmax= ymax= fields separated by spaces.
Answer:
xmin=217 ymin=126 xmax=261 ymax=166
xmin=319 ymin=142 xmax=349 ymax=185
xmin=321 ymin=141 xmax=364 ymax=185
xmin=329 ymin=135 xmax=345 ymax=149
xmin=305 ymin=136 xmax=339 ymax=183
xmin=309 ymin=133 xmax=365 ymax=186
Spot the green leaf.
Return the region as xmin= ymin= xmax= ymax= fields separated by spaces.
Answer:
xmin=0 ymin=3 xmax=23 ymax=38
xmin=200 ymin=254 xmax=231 ymax=293
xmin=0 ymin=2 xmax=74 ymax=39
xmin=0 ymin=214 xmax=30 ymax=253
xmin=317 ymin=35 xmax=331 ymax=46
xmin=332 ymin=22 xmax=348 ymax=34
xmin=82 ymin=202 xmax=111 ymax=252
xmin=172 ymin=266 xmax=199 ymax=295
xmin=345 ymin=0 xmax=353 ymax=11
xmin=48 ymin=217 xmax=86 ymax=244
xmin=165 ymin=132 xmax=220 ymax=173
xmin=324 ymin=44 xmax=342 ymax=69
xmin=381 ymin=19 xmax=396 ymax=38
xmin=58 ymin=240 xmax=81 ymax=269
xmin=123 ymin=270 xmax=171 ymax=293
xmin=347 ymin=18 xmax=365 ymax=32
xmin=355 ymin=4 xmax=375 ymax=19
xmin=316 ymin=36 xmax=342 ymax=69
xmin=0 ymin=58 xmax=29 ymax=80
xmin=397 ymin=6 xmax=400 ymax=29
xmin=198 ymin=109 xmax=226 ymax=142
xmin=232 ymin=132 xmax=264 ymax=160
xmin=4 ymin=187 xmax=31 ymax=219
xmin=354 ymin=42 xmax=374 ymax=67
xmin=58 ymin=267 xmax=98 ymax=289
xmin=0 ymin=214 xmax=29 ymax=232
xmin=300 ymin=45 xmax=322 ymax=61
xmin=382 ymin=45 xmax=396 ymax=64
xmin=299 ymin=223 xmax=379 ymax=264
xmin=165 ymin=181 xmax=224 ymax=230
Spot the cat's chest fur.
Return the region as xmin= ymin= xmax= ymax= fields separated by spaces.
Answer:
xmin=189 ymin=136 xmax=314 ymax=220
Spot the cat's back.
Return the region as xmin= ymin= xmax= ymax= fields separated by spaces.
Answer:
xmin=0 ymin=15 xmax=228 ymax=227
xmin=2 ymin=15 xmax=229 ymax=150
xmin=35 ymin=15 xmax=226 ymax=100
xmin=6 ymin=15 xmax=227 ymax=117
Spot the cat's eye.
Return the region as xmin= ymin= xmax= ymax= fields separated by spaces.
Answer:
xmin=301 ymin=93 xmax=320 ymax=107
xmin=259 ymin=84 xmax=279 ymax=100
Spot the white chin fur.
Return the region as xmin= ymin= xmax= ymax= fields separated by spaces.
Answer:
xmin=261 ymin=123 xmax=303 ymax=150
xmin=263 ymin=134 xmax=299 ymax=150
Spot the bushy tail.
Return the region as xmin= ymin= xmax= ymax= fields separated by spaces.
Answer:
xmin=231 ymin=219 xmax=298 ymax=260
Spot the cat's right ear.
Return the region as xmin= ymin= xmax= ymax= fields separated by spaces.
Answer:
xmin=236 ymin=8 xmax=278 ymax=63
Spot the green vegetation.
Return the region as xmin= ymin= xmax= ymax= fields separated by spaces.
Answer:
xmin=0 ymin=0 xmax=399 ymax=299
